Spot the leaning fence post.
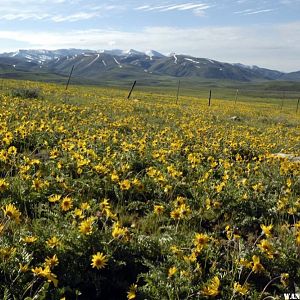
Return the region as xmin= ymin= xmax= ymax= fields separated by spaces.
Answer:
xmin=235 ymin=89 xmax=239 ymax=104
xmin=208 ymin=89 xmax=212 ymax=106
xmin=297 ymin=98 xmax=300 ymax=113
xmin=280 ymin=92 xmax=285 ymax=111
xmin=176 ymin=80 xmax=180 ymax=104
xmin=127 ymin=80 xmax=137 ymax=99
xmin=65 ymin=65 xmax=74 ymax=90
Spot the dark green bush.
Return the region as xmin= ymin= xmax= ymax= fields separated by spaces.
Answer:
xmin=11 ymin=88 xmax=42 ymax=99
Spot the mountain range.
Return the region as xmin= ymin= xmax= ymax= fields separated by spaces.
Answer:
xmin=0 ymin=48 xmax=299 ymax=83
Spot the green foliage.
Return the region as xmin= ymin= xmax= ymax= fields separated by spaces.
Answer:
xmin=0 ymin=79 xmax=299 ymax=299
xmin=11 ymin=87 xmax=42 ymax=99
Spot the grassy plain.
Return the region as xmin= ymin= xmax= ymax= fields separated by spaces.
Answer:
xmin=0 ymin=79 xmax=299 ymax=299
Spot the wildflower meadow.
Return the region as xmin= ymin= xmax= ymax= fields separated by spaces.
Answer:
xmin=0 ymin=80 xmax=299 ymax=299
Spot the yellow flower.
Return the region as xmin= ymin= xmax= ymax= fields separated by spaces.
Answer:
xmin=100 ymin=198 xmax=111 ymax=210
xmin=111 ymin=173 xmax=119 ymax=182
xmin=44 ymin=254 xmax=59 ymax=268
xmin=0 ymin=247 xmax=16 ymax=260
xmin=260 ymin=224 xmax=273 ymax=238
xmin=296 ymin=232 xmax=300 ymax=246
xmin=215 ymin=182 xmax=226 ymax=193
xmin=233 ymin=282 xmax=249 ymax=295
xmin=154 ymin=204 xmax=164 ymax=215
xmin=3 ymin=131 xmax=13 ymax=145
xmin=239 ymin=258 xmax=252 ymax=269
xmin=7 ymin=146 xmax=17 ymax=156
xmin=205 ymin=198 xmax=211 ymax=210
xmin=202 ymin=276 xmax=220 ymax=297
xmin=32 ymin=266 xmax=44 ymax=276
xmin=61 ymin=197 xmax=73 ymax=211
xmin=127 ymin=284 xmax=137 ymax=300
xmin=91 ymin=252 xmax=108 ymax=270
xmin=103 ymin=207 xmax=117 ymax=220
xmin=170 ymin=245 xmax=183 ymax=257
xmin=32 ymin=265 xmax=58 ymax=287
xmin=257 ymin=239 xmax=274 ymax=258
xmin=168 ymin=266 xmax=177 ymax=278
xmin=50 ymin=149 xmax=59 ymax=159
xmin=185 ymin=251 xmax=197 ymax=263
xmin=112 ymin=222 xmax=129 ymax=241
xmin=173 ymin=196 xmax=186 ymax=207
xmin=167 ymin=165 xmax=182 ymax=178
xmin=94 ymin=164 xmax=109 ymax=175
xmin=0 ymin=223 xmax=4 ymax=234
xmin=170 ymin=208 xmax=181 ymax=220
xmin=46 ymin=236 xmax=60 ymax=248
xmin=19 ymin=263 xmax=29 ymax=273
xmin=2 ymin=203 xmax=21 ymax=224
xmin=73 ymin=208 xmax=84 ymax=219
xmin=48 ymin=194 xmax=62 ymax=203
xmin=178 ymin=203 xmax=191 ymax=218
xmin=194 ymin=233 xmax=209 ymax=250
xmin=180 ymin=270 xmax=189 ymax=278
xmin=32 ymin=178 xmax=49 ymax=191
xmin=252 ymin=255 xmax=264 ymax=273
xmin=79 ymin=217 xmax=95 ymax=235
xmin=280 ymin=273 xmax=289 ymax=287
xmin=0 ymin=179 xmax=9 ymax=192
xmin=119 ymin=179 xmax=131 ymax=190
xmin=295 ymin=221 xmax=300 ymax=229
xmin=81 ymin=202 xmax=90 ymax=211
xmin=213 ymin=201 xmax=221 ymax=209
xmin=242 ymin=193 xmax=248 ymax=200
xmin=22 ymin=236 xmax=38 ymax=244
xmin=132 ymin=178 xmax=144 ymax=191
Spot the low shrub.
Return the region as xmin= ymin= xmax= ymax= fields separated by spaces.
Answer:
xmin=11 ymin=88 xmax=42 ymax=99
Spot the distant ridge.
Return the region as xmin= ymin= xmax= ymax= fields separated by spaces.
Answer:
xmin=0 ymin=48 xmax=299 ymax=82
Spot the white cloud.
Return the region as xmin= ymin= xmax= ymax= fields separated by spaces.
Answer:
xmin=234 ymin=8 xmax=275 ymax=15
xmin=135 ymin=5 xmax=151 ymax=10
xmin=245 ymin=9 xmax=274 ymax=15
xmin=134 ymin=2 xmax=212 ymax=15
xmin=0 ymin=0 xmax=67 ymax=3
xmin=234 ymin=9 xmax=253 ymax=14
xmin=51 ymin=12 xmax=100 ymax=22
xmin=0 ymin=11 xmax=101 ymax=22
xmin=159 ymin=3 xmax=210 ymax=11
xmin=0 ymin=1 xmax=122 ymax=22
xmin=0 ymin=22 xmax=300 ymax=72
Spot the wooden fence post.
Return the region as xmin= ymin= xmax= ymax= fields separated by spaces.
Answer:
xmin=297 ymin=98 xmax=300 ymax=113
xmin=127 ymin=80 xmax=137 ymax=99
xmin=280 ymin=92 xmax=285 ymax=111
xmin=208 ymin=89 xmax=212 ymax=106
xmin=235 ymin=89 xmax=239 ymax=104
xmin=65 ymin=65 xmax=74 ymax=90
xmin=176 ymin=80 xmax=180 ymax=104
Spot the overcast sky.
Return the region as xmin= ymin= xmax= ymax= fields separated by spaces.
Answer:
xmin=0 ymin=0 xmax=300 ymax=72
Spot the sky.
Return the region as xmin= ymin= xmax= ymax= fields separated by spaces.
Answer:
xmin=0 ymin=0 xmax=300 ymax=72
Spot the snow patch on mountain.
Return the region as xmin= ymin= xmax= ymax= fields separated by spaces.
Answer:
xmin=86 ymin=54 xmax=100 ymax=67
xmin=145 ymin=50 xmax=165 ymax=59
xmin=184 ymin=58 xmax=200 ymax=64
xmin=123 ymin=49 xmax=144 ymax=56
xmin=113 ymin=57 xmax=122 ymax=68
xmin=173 ymin=54 xmax=178 ymax=64
xmin=206 ymin=59 xmax=215 ymax=64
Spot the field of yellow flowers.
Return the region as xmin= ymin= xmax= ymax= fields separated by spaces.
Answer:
xmin=0 ymin=80 xmax=299 ymax=299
